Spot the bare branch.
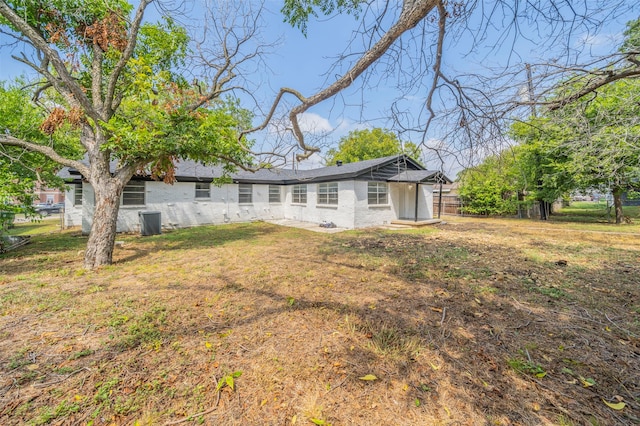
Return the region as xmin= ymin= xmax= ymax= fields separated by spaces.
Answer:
xmin=0 ymin=134 xmax=90 ymax=176
xmin=420 ymin=0 xmax=446 ymax=145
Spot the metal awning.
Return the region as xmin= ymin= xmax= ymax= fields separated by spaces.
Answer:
xmin=387 ymin=170 xmax=449 ymax=183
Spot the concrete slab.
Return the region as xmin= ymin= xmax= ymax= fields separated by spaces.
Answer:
xmin=390 ymin=219 xmax=442 ymax=228
xmin=266 ymin=219 xmax=349 ymax=233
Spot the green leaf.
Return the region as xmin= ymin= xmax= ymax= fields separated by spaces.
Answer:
xmin=579 ymin=376 xmax=595 ymax=387
xmin=310 ymin=418 xmax=326 ymax=425
xmin=225 ymin=375 xmax=235 ymax=391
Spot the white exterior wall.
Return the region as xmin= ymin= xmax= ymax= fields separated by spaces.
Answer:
xmin=63 ymin=184 xmax=83 ymax=228
xmin=74 ymin=179 xmax=433 ymax=234
xmin=418 ymin=183 xmax=434 ymax=220
xmin=353 ymin=181 xmax=399 ymax=228
xmin=282 ymin=181 xmax=357 ymax=228
xmin=78 ymin=181 xmax=286 ymax=234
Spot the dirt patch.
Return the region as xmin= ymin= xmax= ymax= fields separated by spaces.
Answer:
xmin=0 ymin=219 xmax=638 ymax=425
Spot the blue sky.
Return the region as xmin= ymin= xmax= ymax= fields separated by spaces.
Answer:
xmin=0 ymin=1 xmax=636 ymax=176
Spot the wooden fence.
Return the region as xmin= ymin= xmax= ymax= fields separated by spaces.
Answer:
xmin=433 ymin=195 xmax=463 ymax=216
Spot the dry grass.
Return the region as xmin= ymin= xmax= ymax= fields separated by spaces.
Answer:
xmin=1 ymin=218 xmax=639 ymax=425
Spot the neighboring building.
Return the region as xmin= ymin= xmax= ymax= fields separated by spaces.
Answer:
xmin=433 ymin=182 xmax=462 ymax=216
xmin=62 ymin=155 xmax=451 ymax=234
xmin=34 ymin=182 xmax=65 ymax=204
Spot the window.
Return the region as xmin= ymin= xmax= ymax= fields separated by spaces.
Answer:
xmin=269 ymin=185 xmax=281 ymax=203
xmin=74 ymin=183 xmax=83 ymax=206
xmin=238 ymin=183 xmax=252 ymax=203
xmin=292 ymin=184 xmax=307 ymax=204
xmin=122 ymin=180 xmax=145 ymax=206
xmin=195 ymin=182 xmax=210 ymax=198
xmin=317 ymin=182 xmax=338 ymax=205
xmin=368 ymin=182 xmax=388 ymax=205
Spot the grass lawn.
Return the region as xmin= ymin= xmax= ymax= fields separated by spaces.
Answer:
xmin=550 ymin=201 xmax=640 ymax=230
xmin=1 ymin=218 xmax=639 ymax=425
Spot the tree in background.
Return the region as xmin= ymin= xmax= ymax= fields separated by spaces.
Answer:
xmin=0 ymin=1 xmax=256 ymax=268
xmin=546 ymin=78 xmax=640 ymax=223
xmin=457 ymin=150 xmax=523 ymax=216
xmin=464 ymin=17 xmax=640 ymax=223
xmin=509 ymin=118 xmax=576 ymax=220
xmin=323 ymin=128 xmax=420 ymax=165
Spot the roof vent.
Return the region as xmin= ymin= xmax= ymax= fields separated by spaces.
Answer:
xmin=336 ymin=160 xmax=343 ymax=166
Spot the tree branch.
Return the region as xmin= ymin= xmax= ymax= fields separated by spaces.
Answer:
xmin=286 ymin=0 xmax=439 ymax=159
xmin=421 ymin=0 xmax=447 ymax=146
xmin=0 ymin=135 xmax=90 ymax=176
xmin=104 ymin=0 xmax=151 ymax=118
xmin=0 ymin=1 xmax=98 ymax=122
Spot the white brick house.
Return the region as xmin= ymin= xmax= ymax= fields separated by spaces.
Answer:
xmin=62 ymin=155 xmax=451 ymax=234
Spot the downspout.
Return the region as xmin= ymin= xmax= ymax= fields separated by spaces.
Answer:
xmin=437 ymin=179 xmax=443 ymax=219
xmin=414 ymin=182 xmax=419 ymax=222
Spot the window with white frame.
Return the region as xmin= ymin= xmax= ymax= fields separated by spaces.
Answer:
xmin=122 ymin=180 xmax=145 ymax=206
xmin=74 ymin=183 xmax=83 ymax=206
xmin=317 ymin=182 xmax=338 ymax=205
xmin=238 ymin=183 xmax=252 ymax=203
xmin=292 ymin=184 xmax=307 ymax=204
xmin=195 ymin=182 xmax=210 ymax=198
xmin=368 ymin=182 xmax=388 ymax=205
xmin=269 ymin=185 xmax=281 ymax=203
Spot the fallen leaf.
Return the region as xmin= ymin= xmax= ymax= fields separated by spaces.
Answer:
xmin=603 ymin=399 xmax=625 ymax=410
xmin=579 ymin=376 xmax=595 ymax=387
xmin=359 ymin=374 xmax=377 ymax=381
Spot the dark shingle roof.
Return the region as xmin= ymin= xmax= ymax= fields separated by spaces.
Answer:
xmin=62 ymin=154 xmax=451 ymax=185
xmin=234 ymin=155 xmax=428 ymax=184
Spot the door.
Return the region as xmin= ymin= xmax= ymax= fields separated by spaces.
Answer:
xmin=400 ymin=184 xmax=416 ymax=220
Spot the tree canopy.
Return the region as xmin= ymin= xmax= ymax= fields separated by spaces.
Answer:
xmin=324 ymin=128 xmax=420 ymax=165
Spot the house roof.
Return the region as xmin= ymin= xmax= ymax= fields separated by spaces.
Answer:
xmin=433 ymin=181 xmax=460 ymax=193
xmin=233 ymin=155 xmax=429 ymax=184
xmin=62 ymin=154 xmax=452 ymax=185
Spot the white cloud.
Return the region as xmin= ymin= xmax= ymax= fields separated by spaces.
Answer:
xmin=297 ymin=112 xmax=333 ymax=134
xmin=577 ymin=32 xmax=623 ymax=48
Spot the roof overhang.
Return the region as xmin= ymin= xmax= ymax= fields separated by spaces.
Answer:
xmin=387 ymin=170 xmax=452 ymax=184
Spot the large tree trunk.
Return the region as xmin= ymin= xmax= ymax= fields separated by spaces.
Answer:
xmin=612 ymin=187 xmax=624 ymax=224
xmin=84 ymin=178 xmax=125 ymax=269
